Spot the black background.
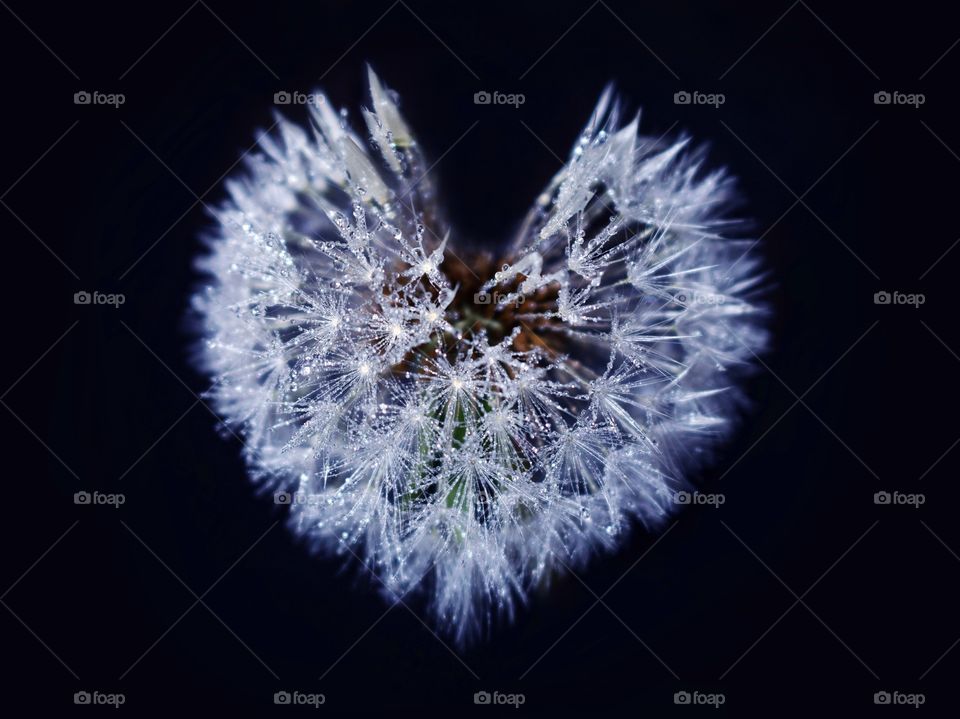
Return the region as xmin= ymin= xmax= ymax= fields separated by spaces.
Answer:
xmin=1 ymin=0 xmax=958 ymax=715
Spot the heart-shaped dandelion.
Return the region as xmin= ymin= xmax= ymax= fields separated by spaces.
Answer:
xmin=193 ymin=68 xmax=767 ymax=642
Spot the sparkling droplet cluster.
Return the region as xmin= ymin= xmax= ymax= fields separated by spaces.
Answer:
xmin=193 ymin=68 xmax=767 ymax=642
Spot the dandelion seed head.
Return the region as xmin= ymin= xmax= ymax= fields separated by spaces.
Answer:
xmin=193 ymin=68 xmax=768 ymax=643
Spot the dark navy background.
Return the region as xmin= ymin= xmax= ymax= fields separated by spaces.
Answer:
xmin=1 ymin=1 xmax=958 ymax=715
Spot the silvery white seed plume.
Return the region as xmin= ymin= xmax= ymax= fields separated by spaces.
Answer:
xmin=193 ymin=67 xmax=767 ymax=643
